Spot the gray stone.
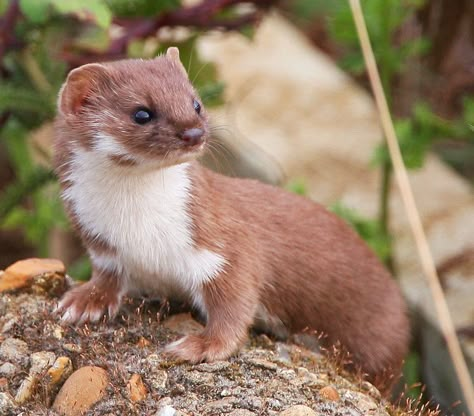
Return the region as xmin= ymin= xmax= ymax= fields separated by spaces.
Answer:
xmin=155 ymin=405 xmax=177 ymax=416
xmin=0 ymin=338 xmax=29 ymax=366
xmin=195 ymin=361 xmax=230 ymax=372
xmin=0 ymin=392 xmax=17 ymax=414
xmin=229 ymin=410 xmax=256 ymax=416
xmin=0 ymin=363 xmax=18 ymax=377
xmin=30 ymin=351 xmax=56 ymax=375
xmin=149 ymin=369 xmax=168 ymax=390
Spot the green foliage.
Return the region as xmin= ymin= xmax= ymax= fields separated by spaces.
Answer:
xmin=19 ymin=0 xmax=112 ymax=27
xmin=105 ymin=0 xmax=180 ymax=18
xmin=330 ymin=202 xmax=391 ymax=263
xmin=286 ymin=179 xmax=308 ymax=196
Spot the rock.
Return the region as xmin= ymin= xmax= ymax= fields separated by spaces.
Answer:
xmin=53 ymin=366 xmax=108 ymax=416
xmin=162 ymin=313 xmax=204 ymax=335
xmin=30 ymin=351 xmax=56 ymax=375
xmin=149 ymin=369 xmax=168 ymax=390
xmin=156 ymin=405 xmax=178 ymax=416
xmin=0 ymin=378 xmax=8 ymax=391
xmin=195 ymin=361 xmax=230 ymax=372
xmin=296 ymin=367 xmax=325 ymax=387
xmin=204 ymin=397 xmax=236 ymax=413
xmin=43 ymin=323 xmax=64 ymax=340
xmin=137 ymin=336 xmax=151 ymax=348
xmin=0 ymin=363 xmax=18 ymax=377
xmin=247 ymin=358 xmax=278 ymax=371
xmin=0 ymin=258 xmax=66 ymax=295
xmin=127 ymin=374 xmax=148 ymax=402
xmin=279 ymin=405 xmax=317 ymax=416
xmin=1 ymin=314 xmax=16 ymax=333
xmin=62 ymin=343 xmax=82 ymax=353
xmin=360 ymin=381 xmax=381 ymax=400
xmin=319 ymin=385 xmax=340 ymax=401
xmin=15 ymin=375 xmax=37 ymax=404
xmin=183 ymin=370 xmax=214 ymax=385
xmin=0 ymin=337 xmax=29 ymax=366
xmin=342 ymin=390 xmax=379 ymax=414
xmin=47 ymin=356 xmax=73 ymax=389
xmin=229 ymin=410 xmax=256 ymax=416
xmin=0 ymin=392 xmax=17 ymax=414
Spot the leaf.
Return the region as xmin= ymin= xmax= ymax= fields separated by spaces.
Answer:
xmin=50 ymin=0 xmax=112 ymax=28
xmin=105 ymin=0 xmax=180 ymax=17
xmin=0 ymin=83 xmax=54 ymax=116
xmin=19 ymin=0 xmax=51 ymax=24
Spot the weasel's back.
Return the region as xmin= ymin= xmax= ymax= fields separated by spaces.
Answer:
xmin=191 ymin=163 xmax=409 ymax=378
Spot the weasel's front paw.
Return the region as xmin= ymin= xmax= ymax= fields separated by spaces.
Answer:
xmin=55 ymin=281 xmax=122 ymax=325
xmin=164 ymin=335 xmax=236 ymax=363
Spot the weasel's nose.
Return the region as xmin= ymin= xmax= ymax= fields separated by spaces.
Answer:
xmin=180 ymin=128 xmax=204 ymax=146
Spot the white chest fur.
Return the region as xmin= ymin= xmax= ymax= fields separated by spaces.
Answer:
xmin=62 ymin=147 xmax=225 ymax=305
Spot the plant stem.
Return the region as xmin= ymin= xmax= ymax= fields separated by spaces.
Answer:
xmin=376 ymin=0 xmax=395 ymax=272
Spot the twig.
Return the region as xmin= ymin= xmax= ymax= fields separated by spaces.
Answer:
xmin=348 ymin=1 xmax=474 ymax=414
xmin=0 ymin=0 xmax=21 ymax=64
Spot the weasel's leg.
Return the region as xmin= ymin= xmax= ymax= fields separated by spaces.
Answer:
xmin=165 ymin=274 xmax=259 ymax=363
xmin=55 ymin=258 xmax=124 ymax=325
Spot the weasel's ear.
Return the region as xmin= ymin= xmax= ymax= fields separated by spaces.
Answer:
xmin=58 ymin=63 xmax=108 ymax=116
xmin=166 ymin=47 xmax=188 ymax=78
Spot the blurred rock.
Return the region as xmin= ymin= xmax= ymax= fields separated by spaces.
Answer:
xmin=127 ymin=373 xmax=148 ymax=402
xmin=53 ymin=366 xmax=108 ymax=416
xmin=279 ymin=405 xmax=317 ymax=416
xmin=319 ymin=385 xmax=340 ymax=401
xmin=0 ymin=258 xmax=66 ymax=296
xmin=0 ymin=338 xmax=29 ymax=367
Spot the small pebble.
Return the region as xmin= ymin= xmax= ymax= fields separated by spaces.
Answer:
xmin=0 ymin=337 xmax=29 ymax=366
xmin=137 ymin=336 xmax=151 ymax=348
xmin=30 ymin=351 xmax=56 ymax=375
xmin=0 ymin=378 xmax=8 ymax=391
xmin=319 ymin=385 xmax=340 ymax=401
xmin=0 ymin=362 xmax=18 ymax=377
xmin=279 ymin=405 xmax=317 ymax=416
xmin=162 ymin=313 xmax=204 ymax=335
xmin=62 ymin=343 xmax=82 ymax=353
xmin=155 ymin=405 xmax=177 ymax=416
xmin=127 ymin=374 xmax=148 ymax=402
xmin=53 ymin=366 xmax=108 ymax=416
xmin=247 ymin=358 xmax=278 ymax=371
xmin=149 ymin=369 xmax=168 ymax=390
xmin=47 ymin=356 xmax=73 ymax=388
xmin=15 ymin=375 xmax=36 ymax=404
xmin=0 ymin=392 xmax=17 ymax=413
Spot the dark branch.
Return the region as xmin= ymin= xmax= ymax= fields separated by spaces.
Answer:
xmin=0 ymin=0 xmax=21 ymax=64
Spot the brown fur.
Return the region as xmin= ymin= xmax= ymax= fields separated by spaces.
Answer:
xmin=186 ymin=162 xmax=409 ymax=380
xmin=53 ymin=48 xmax=409 ymax=389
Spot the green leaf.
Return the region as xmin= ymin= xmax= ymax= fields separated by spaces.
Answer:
xmin=50 ymin=0 xmax=112 ymax=28
xmin=19 ymin=0 xmax=51 ymax=23
xmin=105 ymin=0 xmax=180 ymax=17
xmin=0 ymin=83 xmax=54 ymax=116
xmin=286 ymin=179 xmax=308 ymax=196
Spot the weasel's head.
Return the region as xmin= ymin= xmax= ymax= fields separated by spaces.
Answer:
xmin=57 ymin=47 xmax=208 ymax=168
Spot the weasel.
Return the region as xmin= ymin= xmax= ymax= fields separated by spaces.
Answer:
xmin=54 ymin=47 xmax=409 ymax=384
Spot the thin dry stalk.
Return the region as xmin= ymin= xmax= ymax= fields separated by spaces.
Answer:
xmin=348 ymin=0 xmax=474 ymax=414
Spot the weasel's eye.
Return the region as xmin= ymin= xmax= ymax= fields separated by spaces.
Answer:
xmin=133 ymin=108 xmax=154 ymax=124
xmin=193 ymin=99 xmax=201 ymax=115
